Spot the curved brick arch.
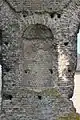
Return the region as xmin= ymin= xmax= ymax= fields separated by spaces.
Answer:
xmin=23 ymin=23 xmax=53 ymax=39
xmin=21 ymin=14 xmax=53 ymax=32
xmin=1 ymin=0 xmax=80 ymax=119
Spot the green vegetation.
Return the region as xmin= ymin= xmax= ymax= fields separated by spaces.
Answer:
xmin=42 ymin=88 xmax=61 ymax=98
xmin=58 ymin=112 xmax=80 ymax=120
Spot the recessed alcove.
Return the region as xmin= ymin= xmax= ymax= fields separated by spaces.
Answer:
xmin=22 ymin=24 xmax=58 ymax=88
xmin=64 ymin=42 xmax=69 ymax=46
xmin=23 ymin=24 xmax=53 ymax=39
xmin=4 ymin=41 xmax=8 ymax=46
xmin=57 ymin=14 xmax=61 ymax=18
xmin=50 ymin=13 xmax=55 ymax=18
xmin=38 ymin=95 xmax=42 ymax=100
xmin=3 ymin=93 xmax=13 ymax=100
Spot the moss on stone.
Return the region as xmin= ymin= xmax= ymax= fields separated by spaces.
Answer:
xmin=57 ymin=112 xmax=80 ymax=120
xmin=8 ymin=23 xmax=20 ymax=32
xmin=16 ymin=87 xmax=61 ymax=99
xmin=42 ymin=88 xmax=61 ymax=98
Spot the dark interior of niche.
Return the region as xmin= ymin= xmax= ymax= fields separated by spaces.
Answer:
xmin=57 ymin=14 xmax=61 ymax=18
xmin=50 ymin=12 xmax=55 ymax=18
xmin=12 ymin=83 xmax=15 ymax=86
xmin=22 ymin=10 xmax=28 ymax=17
xmin=24 ymin=69 xmax=30 ymax=74
xmin=38 ymin=95 xmax=42 ymax=100
xmin=3 ymin=64 xmax=11 ymax=72
xmin=68 ymin=92 xmax=73 ymax=99
xmin=68 ymin=68 xmax=72 ymax=72
xmin=68 ymin=87 xmax=74 ymax=99
xmin=3 ymin=93 xmax=13 ymax=100
xmin=49 ymin=69 xmax=53 ymax=74
xmin=23 ymin=14 xmax=26 ymax=18
xmin=64 ymin=42 xmax=69 ymax=46
xmin=24 ymin=69 xmax=28 ymax=73
xmin=4 ymin=41 xmax=8 ymax=45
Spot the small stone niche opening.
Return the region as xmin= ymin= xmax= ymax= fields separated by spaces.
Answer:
xmin=2 ymin=64 xmax=11 ymax=73
xmin=49 ymin=69 xmax=53 ymax=74
xmin=4 ymin=66 xmax=10 ymax=72
xmin=57 ymin=14 xmax=61 ymax=18
xmin=4 ymin=41 xmax=8 ymax=46
xmin=22 ymin=24 xmax=58 ymax=88
xmin=38 ymin=95 xmax=42 ymax=100
xmin=50 ymin=13 xmax=55 ymax=18
xmin=64 ymin=42 xmax=69 ymax=46
xmin=3 ymin=93 xmax=13 ymax=100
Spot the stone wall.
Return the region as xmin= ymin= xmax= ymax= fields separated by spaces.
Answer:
xmin=0 ymin=0 xmax=80 ymax=120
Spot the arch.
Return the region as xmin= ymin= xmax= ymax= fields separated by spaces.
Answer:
xmin=21 ymin=14 xmax=53 ymax=31
xmin=22 ymin=24 xmax=58 ymax=89
xmin=23 ymin=24 xmax=53 ymax=39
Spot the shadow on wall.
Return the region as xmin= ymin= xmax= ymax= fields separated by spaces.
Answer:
xmin=0 ymin=65 xmax=2 ymax=103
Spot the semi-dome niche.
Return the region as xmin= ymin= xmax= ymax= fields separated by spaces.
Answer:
xmin=22 ymin=24 xmax=58 ymax=88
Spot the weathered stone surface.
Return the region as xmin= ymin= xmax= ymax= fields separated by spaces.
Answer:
xmin=3 ymin=0 xmax=72 ymax=13
xmin=0 ymin=0 xmax=80 ymax=119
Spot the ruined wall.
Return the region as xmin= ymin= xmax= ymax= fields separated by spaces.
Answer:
xmin=0 ymin=0 xmax=80 ymax=120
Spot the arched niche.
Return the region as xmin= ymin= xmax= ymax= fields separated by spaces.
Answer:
xmin=22 ymin=24 xmax=58 ymax=88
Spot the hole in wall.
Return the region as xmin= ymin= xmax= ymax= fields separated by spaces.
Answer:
xmin=22 ymin=11 xmax=28 ymax=17
xmin=49 ymin=69 xmax=53 ymax=74
xmin=4 ymin=41 xmax=8 ymax=45
xmin=38 ymin=95 xmax=42 ymax=100
xmin=68 ymin=88 xmax=73 ymax=99
xmin=5 ymin=67 xmax=10 ymax=72
xmin=50 ymin=13 xmax=55 ymax=18
xmin=24 ymin=70 xmax=28 ymax=73
xmin=12 ymin=83 xmax=15 ymax=86
xmin=23 ymin=14 xmax=26 ymax=18
xmin=3 ymin=64 xmax=11 ymax=72
xmin=64 ymin=42 xmax=69 ymax=46
xmin=24 ymin=69 xmax=30 ymax=74
xmin=3 ymin=93 xmax=13 ymax=100
xmin=57 ymin=14 xmax=61 ymax=18
xmin=68 ymin=68 xmax=71 ymax=73
xmin=68 ymin=93 xmax=73 ymax=99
